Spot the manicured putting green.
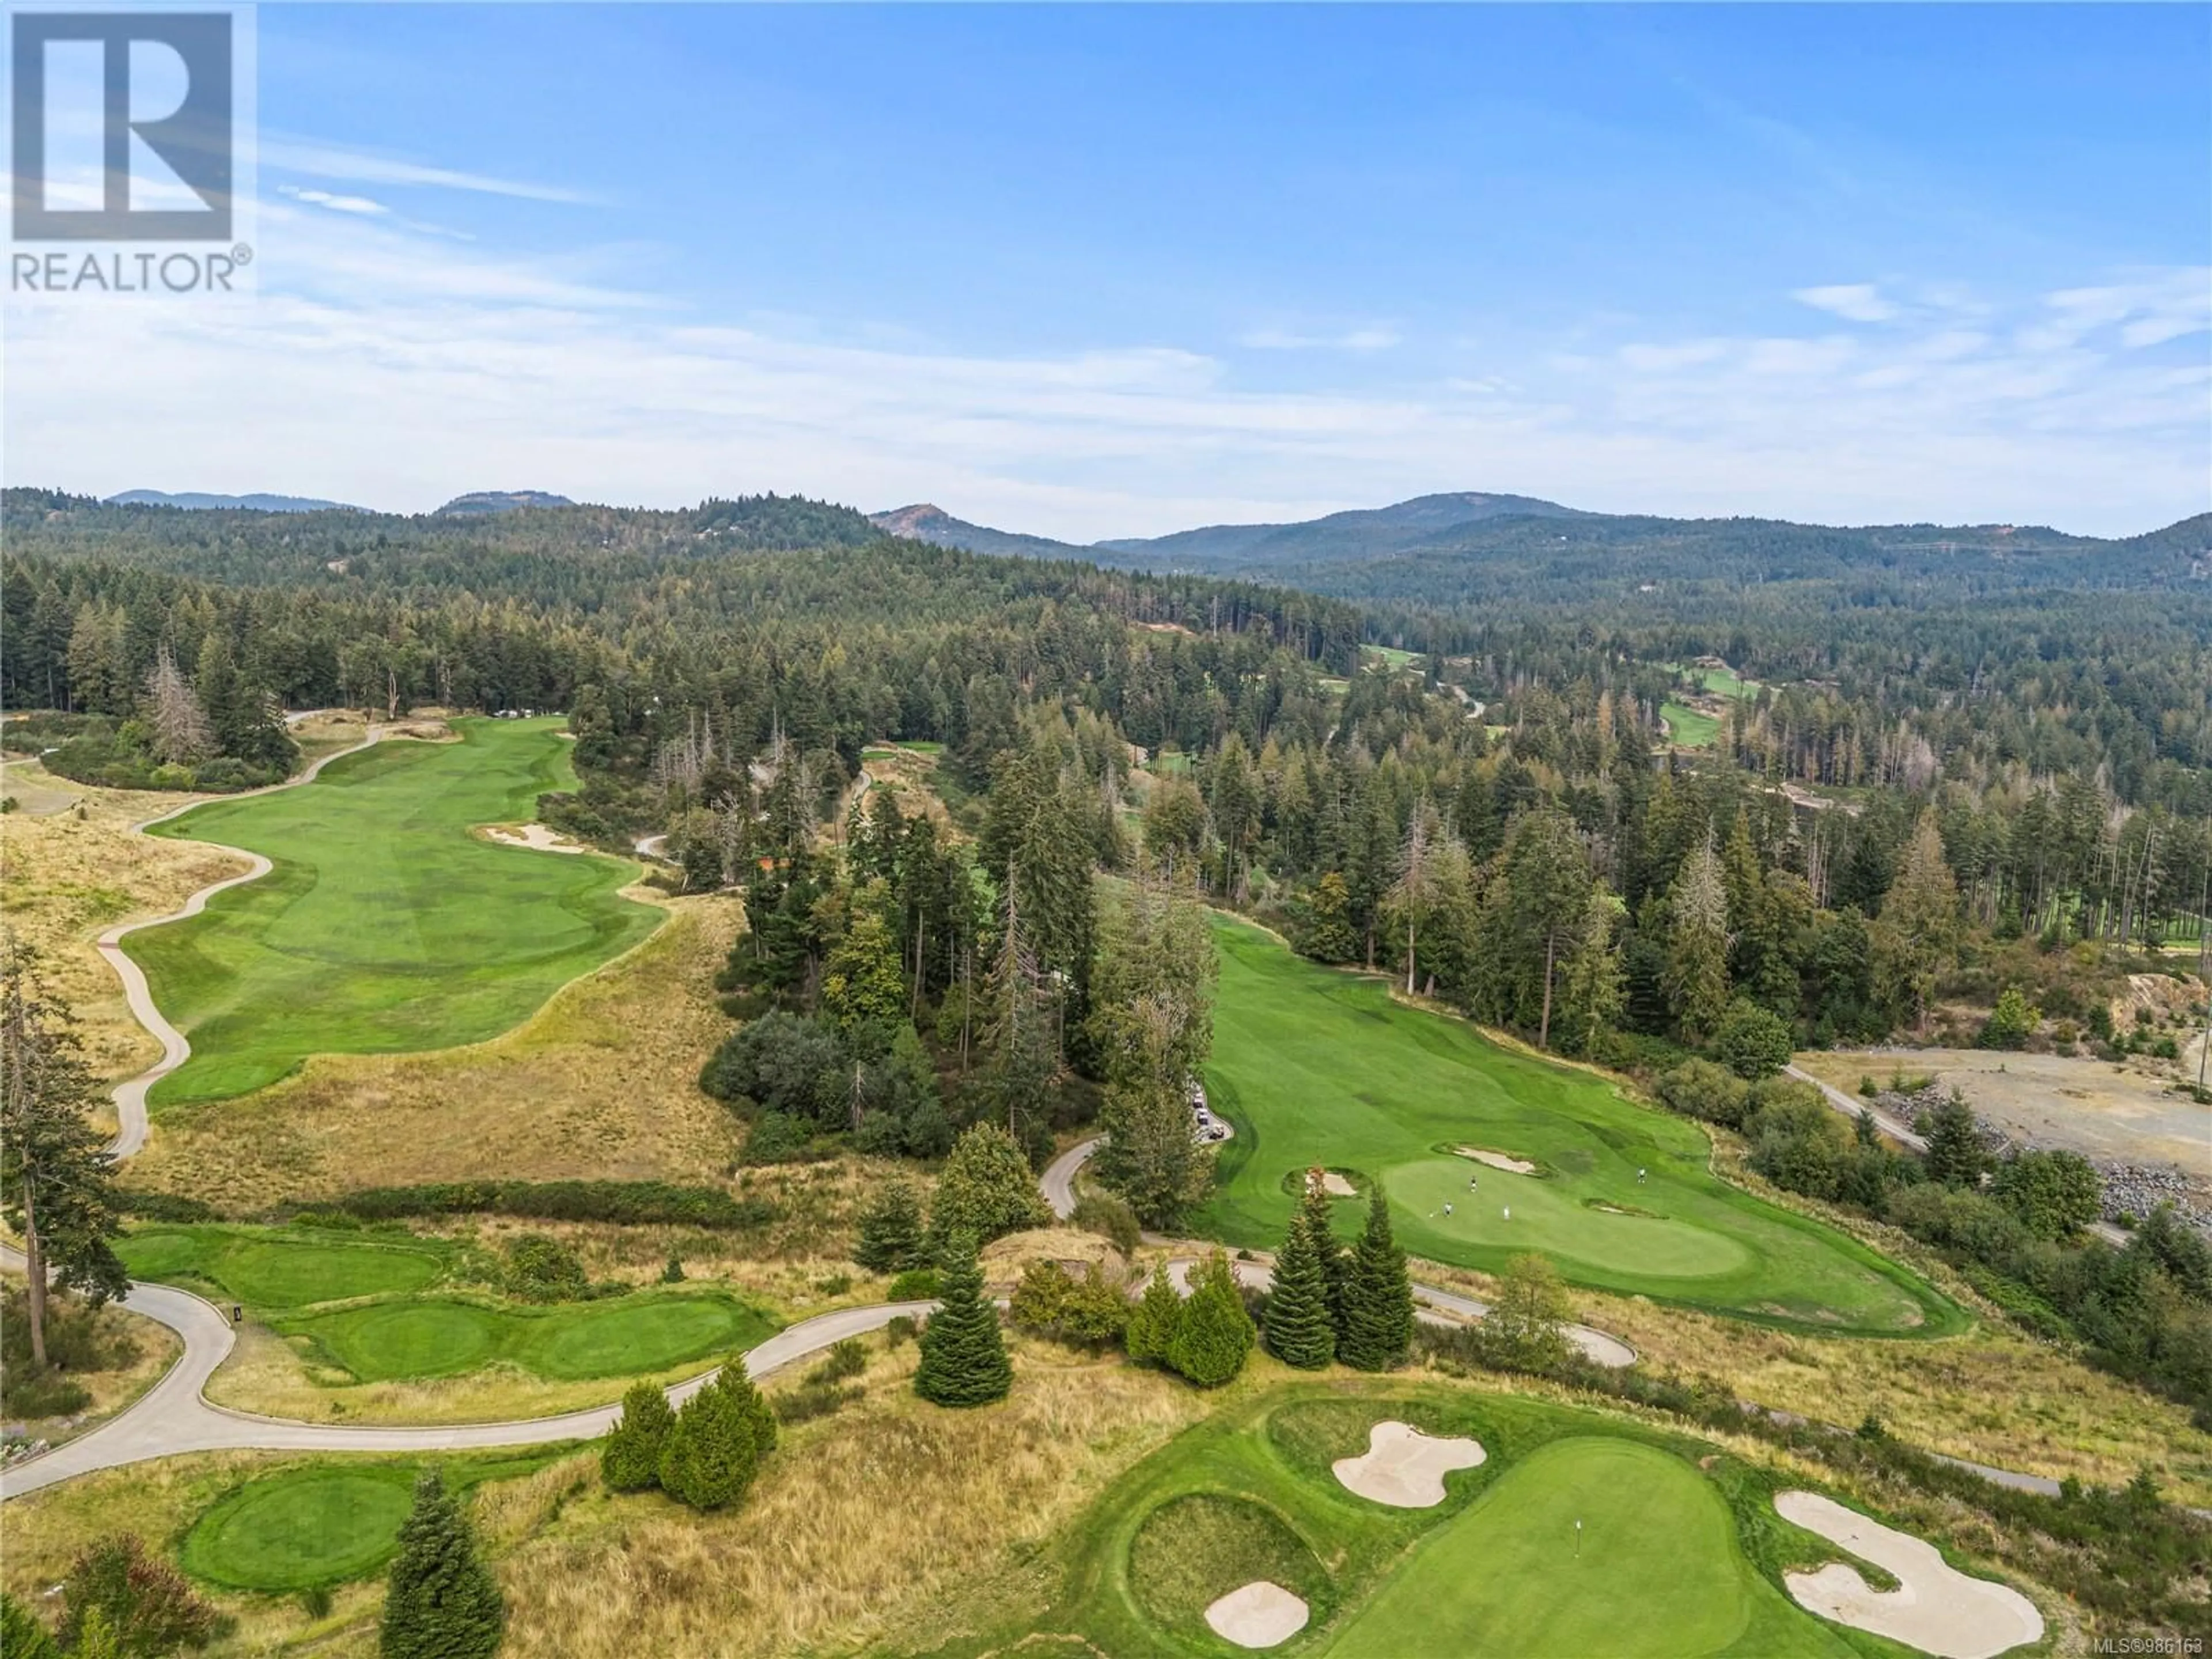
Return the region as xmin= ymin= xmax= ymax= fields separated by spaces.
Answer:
xmin=1329 ymin=1439 xmax=1830 ymax=1657
xmin=183 ymin=1467 xmax=416 ymax=1590
xmin=1194 ymin=921 xmax=1959 ymax=1335
xmin=281 ymin=1291 xmax=774 ymax=1382
xmin=116 ymin=1225 xmax=446 ymax=1307
xmin=129 ymin=717 xmax=659 ymax=1104
xmin=1662 ymin=700 xmax=1721 ymax=747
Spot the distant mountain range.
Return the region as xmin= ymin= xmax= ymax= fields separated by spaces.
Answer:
xmin=107 ymin=490 xmax=362 ymax=513
xmin=433 ymin=490 xmax=575 ymax=517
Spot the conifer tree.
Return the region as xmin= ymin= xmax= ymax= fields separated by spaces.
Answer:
xmin=657 ymin=1375 xmax=759 ymax=1510
xmin=600 ymin=1380 xmax=675 ymax=1492
xmin=1263 ymin=1208 xmax=1335 ymax=1369
xmin=1166 ymin=1251 xmax=1255 ymax=1387
xmin=1124 ymin=1264 xmax=1184 ymax=1366
xmin=914 ymin=1232 xmax=1012 ymax=1407
xmin=380 ymin=1471 xmax=503 ymax=1659
xmin=1296 ymin=1170 xmax=1347 ymax=1336
xmin=1338 ymin=1187 xmax=1414 ymax=1371
xmin=853 ymin=1179 xmax=928 ymax=1273
xmin=714 ymin=1354 xmax=779 ymax=1463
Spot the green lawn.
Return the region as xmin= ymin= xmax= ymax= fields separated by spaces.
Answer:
xmin=118 ymin=1224 xmax=777 ymax=1383
xmin=920 ymin=1385 xmax=1911 ymax=1658
xmin=1360 ymin=645 xmax=1425 ymax=673
xmin=116 ymin=1224 xmax=449 ymax=1307
xmin=180 ymin=1452 xmax=567 ymax=1590
xmin=1662 ymin=701 xmax=1722 ymax=748
xmin=129 ymin=717 xmax=660 ymax=1104
xmin=1191 ymin=921 xmax=1960 ymax=1335
xmin=278 ymin=1290 xmax=775 ymax=1382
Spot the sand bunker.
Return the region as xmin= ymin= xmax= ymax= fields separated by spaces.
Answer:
xmin=1454 ymin=1146 xmax=1536 ymax=1175
xmin=481 ymin=823 xmax=586 ymax=854
xmin=1318 ymin=1172 xmax=1358 ymax=1198
xmin=1332 ymin=1420 xmax=1486 ymax=1508
xmin=1204 ymin=1581 xmax=1309 ymax=1649
xmin=1775 ymin=1492 xmax=2043 ymax=1659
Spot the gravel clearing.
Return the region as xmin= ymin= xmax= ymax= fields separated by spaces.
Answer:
xmin=1204 ymin=1581 xmax=1309 ymax=1649
xmin=1775 ymin=1491 xmax=2044 ymax=1659
xmin=1332 ymin=1420 xmax=1486 ymax=1508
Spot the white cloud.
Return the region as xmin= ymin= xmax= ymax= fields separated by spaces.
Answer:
xmin=1793 ymin=283 xmax=1898 ymax=324
xmin=260 ymin=136 xmax=596 ymax=204
xmin=279 ymin=184 xmax=388 ymax=216
xmin=1241 ymin=324 xmax=1402 ymax=351
xmin=4 ymin=206 xmax=2205 ymax=540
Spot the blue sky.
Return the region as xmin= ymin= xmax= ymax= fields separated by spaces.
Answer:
xmin=10 ymin=3 xmax=2208 ymax=536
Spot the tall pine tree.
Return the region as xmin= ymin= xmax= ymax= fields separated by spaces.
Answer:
xmin=1338 ymin=1187 xmax=1414 ymax=1371
xmin=853 ymin=1179 xmax=928 ymax=1273
xmin=380 ymin=1471 xmax=503 ymax=1659
xmin=1263 ymin=1207 xmax=1336 ymax=1369
xmin=914 ymin=1232 xmax=1012 ymax=1407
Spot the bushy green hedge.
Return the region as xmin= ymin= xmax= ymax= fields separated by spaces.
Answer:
xmin=297 ymin=1180 xmax=775 ymax=1230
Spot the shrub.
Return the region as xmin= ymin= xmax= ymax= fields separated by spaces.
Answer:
xmin=660 ymin=1253 xmax=686 ymax=1283
xmin=1009 ymin=1260 xmax=1128 ymax=1349
xmin=1980 ymin=986 xmax=2040 ymax=1050
xmin=1711 ymin=999 xmax=1794 ymax=1080
xmin=601 ymin=1381 xmax=675 ymax=1492
xmin=698 ymin=1010 xmax=844 ymax=1118
xmin=302 ymin=1179 xmax=772 ymax=1230
xmin=1071 ymin=1192 xmax=1143 ymax=1257
xmin=58 ymin=1536 xmax=218 ymax=1656
xmin=772 ymin=1380 xmax=861 ymax=1425
xmin=0 ymin=1594 xmax=56 ymax=1659
xmin=1479 ymin=1253 xmax=1573 ymax=1372
xmin=1993 ymin=1149 xmax=2102 ymax=1240
xmin=503 ymin=1234 xmax=589 ymax=1302
xmin=809 ymin=1338 xmax=867 ymax=1384
xmin=1125 ymin=1268 xmax=1184 ymax=1366
xmin=1655 ymin=1058 xmax=1751 ymax=1128
xmin=742 ymin=1111 xmax=819 ymax=1165
xmin=1166 ymin=1252 xmax=1254 ymax=1387
xmin=887 ymin=1267 xmax=941 ymax=1301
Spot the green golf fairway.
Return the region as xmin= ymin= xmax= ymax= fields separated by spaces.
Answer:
xmin=281 ymin=1291 xmax=775 ymax=1382
xmin=128 ymin=717 xmax=659 ymax=1104
xmin=182 ymin=1468 xmax=416 ymax=1590
xmin=1192 ymin=921 xmax=1959 ymax=1335
xmin=117 ymin=1225 xmax=447 ymax=1307
xmin=1329 ymin=1439 xmax=1844 ymax=1658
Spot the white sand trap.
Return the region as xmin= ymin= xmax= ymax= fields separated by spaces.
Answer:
xmin=482 ymin=823 xmax=585 ymax=854
xmin=1775 ymin=1492 xmax=2043 ymax=1659
xmin=1455 ymin=1146 xmax=1537 ymax=1175
xmin=1318 ymin=1172 xmax=1358 ymax=1198
xmin=1204 ymin=1581 xmax=1309 ymax=1649
xmin=1332 ymin=1420 xmax=1486 ymax=1508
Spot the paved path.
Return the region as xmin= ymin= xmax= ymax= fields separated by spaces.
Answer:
xmin=1786 ymin=1065 xmax=1929 ymax=1153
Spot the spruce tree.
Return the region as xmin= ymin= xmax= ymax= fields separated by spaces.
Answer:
xmin=1263 ymin=1210 xmax=1336 ymax=1369
xmin=1296 ymin=1171 xmax=1347 ymax=1337
xmin=714 ymin=1355 xmax=779 ymax=1462
xmin=853 ymin=1179 xmax=927 ymax=1273
xmin=914 ymin=1232 xmax=1012 ymax=1407
xmin=657 ymin=1376 xmax=759 ymax=1510
xmin=1166 ymin=1251 xmax=1255 ymax=1387
xmin=1124 ymin=1265 xmax=1184 ymax=1365
xmin=1338 ymin=1187 xmax=1414 ymax=1371
xmin=380 ymin=1471 xmax=503 ymax=1659
xmin=601 ymin=1380 xmax=675 ymax=1492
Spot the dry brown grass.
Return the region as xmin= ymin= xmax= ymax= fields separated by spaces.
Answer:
xmin=123 ymin=898 xmax=747 ymax=1212
xmin=0 ymin=768 xmax=245 ymax=1107
xmin=496 ymin=1339 xmax=1206 ymax=1659
xmin=0 ymin=1277 xmax=183 ymax=1446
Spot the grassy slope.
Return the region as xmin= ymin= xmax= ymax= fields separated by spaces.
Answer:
xmin=128 ymin=718 xmax=659 ymax=1104
xmin=1192 ymin=920 xmax=1959 ymax=1336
